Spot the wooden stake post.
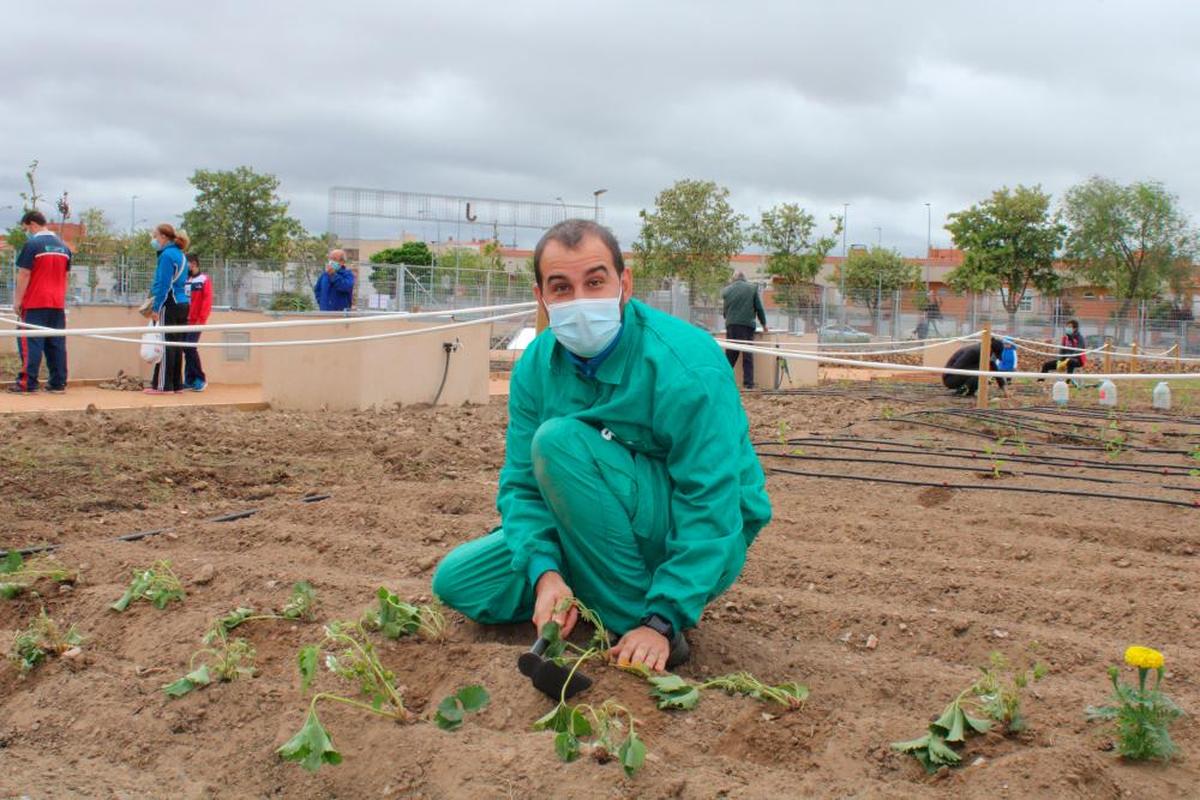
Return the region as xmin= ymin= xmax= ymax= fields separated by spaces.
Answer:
xmin=1103 ymin=338 xmax=1113 ymax=375
xmin=976 ymin=323 xmax=991 ymax=409
xmin=1130 ymin=341 xmax=1139 ymax=374
xmin=1177 ymin=343 xmax=1184 ymax=374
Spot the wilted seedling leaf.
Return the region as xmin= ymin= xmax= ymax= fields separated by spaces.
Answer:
xmin=163 ymin=664 xmax=212 ymax=698
xmin=555 ymin=731 xmax=580 ymax=762
xmin=281 ymin=581 xmax=318 ymax=620
xmin=533 ymin=702 xmax=572 ymax=733
xmin=618 ymin=731 xmax=646 ymax=777
xmin=1 ymin=551 xmax=22 ymax=574
xmin=435 ymin=696 xmax=464 ymax=731
xmin=456 ymin=684 xmax=490 ymax=713
xmin=298 ymin=645 xmax=319 ymax=693
xmin=648 ymin=675 xmax=700 ymax=710
xmin=277 ymin=709 xmax=342 ymax=772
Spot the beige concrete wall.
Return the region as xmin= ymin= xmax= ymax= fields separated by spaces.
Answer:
xmin=260 ymin=317 xmax=491 ymax=410
xmin=49 ymin=306 xmax=491 ymax=408
xmin=716 ymin=332 xmax=820 ymax=389
xmin=923 ymin=340 xmax=963 ymax=370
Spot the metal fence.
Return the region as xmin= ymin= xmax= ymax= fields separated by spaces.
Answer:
xmin=3 ymin=255 xmax=1196 ymax=356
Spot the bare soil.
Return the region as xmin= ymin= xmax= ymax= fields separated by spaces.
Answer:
xmin=1 ymin=383 xmax=1198 ymax=799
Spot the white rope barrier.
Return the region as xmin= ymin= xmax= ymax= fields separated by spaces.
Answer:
xmin=790 ymin=333 xmax=977 ymax=348
xmin=1006 ymin=334 xmax=1200 ymax=364
xmin=736 ymin=332 xmax=981 ymax=358
xmin=0 ymin=310 xmax=534 ymax=349
xmin=0 ymin=301 xmax=536 ymax=339
xmin=717 ymin=338 xmax=1200 ymax=382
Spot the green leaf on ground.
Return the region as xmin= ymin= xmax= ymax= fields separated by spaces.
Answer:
xmin=163 ymin=664 xmax=212 ymax=698
xmin=554 ymin=731 xmax=580 ymax=762
xmin=277 ymin=709 xmax=342 ymax=772
xmin=618 ymin=731 xmax=647 ymax=777
xmin=298 ymin=645 xmax=319 ymax=693
xmin=434 ymin=696 xmax=464 ymax=731
xmin=456 ymin=684 xmax=490 ymax=712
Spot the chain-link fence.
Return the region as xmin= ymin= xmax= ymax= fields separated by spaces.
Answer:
xmin=3 ymin=255 xmax=1196 ymax=355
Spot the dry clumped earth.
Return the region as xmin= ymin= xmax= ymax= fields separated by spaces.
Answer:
xmin=0 ymin=385 xmax=1198 ymax=799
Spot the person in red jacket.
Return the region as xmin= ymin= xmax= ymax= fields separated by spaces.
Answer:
xmin=182 ymin=253 xmax=213 ymax=391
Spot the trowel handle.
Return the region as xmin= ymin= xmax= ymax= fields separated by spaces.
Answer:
xmin=517 ymin=636 xmax=551 ymax=677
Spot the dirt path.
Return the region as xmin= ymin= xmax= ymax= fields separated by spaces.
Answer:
xmin=1 ymin=387 xmax=1197 ymax=799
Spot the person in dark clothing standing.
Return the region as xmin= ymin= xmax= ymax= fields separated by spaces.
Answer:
xmin=1040 ymin=319 xmax=1087 ymax=374
xmin=721 ymin=272 xmax=768 ymax=389
xmin=942 ymin=338 xmax=1005 ymax=396
xmin=10 ymin=210 xmax=71 ymax=394
xmin=144 ymin=223 xmax=190 ymax=394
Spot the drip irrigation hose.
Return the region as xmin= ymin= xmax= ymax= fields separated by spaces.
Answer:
xmin=1 ymin=494 xmax=330 ymax=559
xmin=765 ymin=437 xmax=1198 ymax=475
xmin=755 ymin=450 xmax=1199 ymax=493
xmin=766 ymin=465 xmax=1200 ymax=509
xmin=996 ymin=406 xmax=1200 ymax=427
xmin=432 ymin=342 xmax=454 ymax=405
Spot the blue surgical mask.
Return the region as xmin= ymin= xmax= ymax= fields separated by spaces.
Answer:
xmin=150 ymin=236 xmax=164 ymax=252
xmin=547 ymin=290 xmax=623 ymax=358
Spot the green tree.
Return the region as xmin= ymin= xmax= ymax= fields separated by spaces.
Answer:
xmin=1062 ymin=177 xmax=1197 ymax=334
xmin=369 ymin=241 xmax=434 ymax=295
xmin=836 ymin=246 xmax=920 ymax=321
xmin=945 ymin=185 xmax=1066 ymax=329
xmin=752 ymin=203 xmax=841 ymax=323
xmin=181 ymin=166 xmax=305 ymax=260
xmin=633 ymin=179 xmax=747 ymax=296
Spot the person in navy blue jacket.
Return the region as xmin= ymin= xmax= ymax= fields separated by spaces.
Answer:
xmin=313 ymin=249 xmax=355 ymax=311
xmin=144 ymin=224 xmax=191 ymax=394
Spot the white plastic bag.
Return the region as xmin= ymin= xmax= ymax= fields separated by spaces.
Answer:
xmin=140 ymin=321 xmax=164 ymax=364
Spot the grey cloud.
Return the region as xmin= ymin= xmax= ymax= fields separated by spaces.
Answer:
xmin=2 ymin=0 xmax=1198 ymax=255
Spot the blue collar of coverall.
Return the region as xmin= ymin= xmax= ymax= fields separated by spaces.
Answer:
xmin=565 ymin=322 xmax=625 ymax=380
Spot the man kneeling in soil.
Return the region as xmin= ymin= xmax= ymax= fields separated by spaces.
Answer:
xmin=433 ymin=220 xmax=771 ymax=672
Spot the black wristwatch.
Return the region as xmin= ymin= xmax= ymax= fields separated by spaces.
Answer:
xmin=639 ymin=613 xmax=674 ymax=640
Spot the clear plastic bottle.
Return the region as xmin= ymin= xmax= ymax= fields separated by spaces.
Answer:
xmin=1098 ymin=379 xmax=1117 ymax=407
xmin=1152 ymin=381 xmax=1171 ymax=411
xmin=1052 ymin=380 xmax=1069 ymax=406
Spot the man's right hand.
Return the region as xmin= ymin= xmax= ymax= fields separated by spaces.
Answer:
xmin=533 ymin=571 xmax=578 ymax=638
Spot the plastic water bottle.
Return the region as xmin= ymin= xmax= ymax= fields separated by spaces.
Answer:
xmin=1152 ymin=381 xmax=1171 ymax=411
xmin=1098 ymin=379 xmax=1117 ymax=407
xmin=1052 ymin=380 xmax=1069 ymax=406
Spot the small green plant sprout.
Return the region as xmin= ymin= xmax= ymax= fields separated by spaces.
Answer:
xmin=163 ymin=631 xmax=256 ymax=698
xmin=880 ymin=406 xmax=896 ymax=420
xmin=971 ymin=651 xmax=1048 ymax=733
xmin=776 ymin=420 xmax=790 ymax=445
xmin=202 ymin=581 xmax=320 ymax=644
xmin=278 ymin=621 xmax=411 ymax=772
xmin=892 ymin=689 xmax=992 ymax=772
xmin=7 ymin=609 xmax=82 ymax=673
xmin=434 ymin=684 xmax=490 ymax=731
xmin=535 ymin=697 xmax=646 ymax=776
xmin=1087 ymin=646 xmax=1183 ymax=761
xmin=110 ymin=560 xmax=185 ymax=612
xmin=363 ymin=587 xmax=446 ymax=641
xmin=643 ymin=671 xmax=808 ymax=712
xmin=1102 ymin=421 xmax=1126 ymax=460
xmin=0 ymin=551 xmax=76 ymax=599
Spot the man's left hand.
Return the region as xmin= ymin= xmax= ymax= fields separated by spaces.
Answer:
xmin=609 ymin=626 xmax=670 ymax=672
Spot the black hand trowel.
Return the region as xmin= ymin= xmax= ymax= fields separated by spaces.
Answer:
xmin=518 ymin=633 xmax=593 ymax=701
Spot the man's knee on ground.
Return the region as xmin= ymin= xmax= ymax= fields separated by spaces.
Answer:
xmin=430 ymin=548 xmax=470 ymax=613
xmin=531 ymin=417 xmax=593 ymax=483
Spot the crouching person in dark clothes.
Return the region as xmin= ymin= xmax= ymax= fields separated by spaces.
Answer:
xmin=942 ymin=338 xmax=1005 ymax=397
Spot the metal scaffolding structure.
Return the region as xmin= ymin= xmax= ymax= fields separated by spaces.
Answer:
xmin=327 ymin=186 xmax=602 ymax=241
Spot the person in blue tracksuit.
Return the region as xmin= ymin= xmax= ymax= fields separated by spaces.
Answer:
xmin=313 ymin=249 xmax=355 ymax=311
xmin=144 ymin=224 xmax=191 ymax=394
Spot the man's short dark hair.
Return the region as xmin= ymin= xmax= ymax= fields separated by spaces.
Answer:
xmin=20 ymin=210 xmax=46 ymax=226
xmin=186 ymin=253 xmax=200 ymax=265
xmin=532 ymin=219 xmax=624 ymax=285
xmin=1067 ymin=319 xmax=1079 ymax=329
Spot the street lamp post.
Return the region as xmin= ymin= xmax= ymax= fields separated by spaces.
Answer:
xmin=130 ymin=195 xmax=138 ymax=235
xmin=874 ymin=226 xmax=882 ymax=247
xmin=592 ymin=188 xmax=607 ymax=222
xmin=556 ymin=196 xmax=567 ymax=221
xmin=924 ymin=202 xmax=932 ymax=287
xmin=839 ymin=203 xmax=850 ymax=325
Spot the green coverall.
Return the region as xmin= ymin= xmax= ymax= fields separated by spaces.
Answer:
xmin=432 ymin=299 xmax=772 ymax=635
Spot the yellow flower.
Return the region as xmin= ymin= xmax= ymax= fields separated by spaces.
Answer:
xmin=1124 ymin=646 xmax=1164 ymax=670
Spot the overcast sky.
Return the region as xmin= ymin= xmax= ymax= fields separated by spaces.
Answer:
xmin=3 ymin=0 xmax=1198 ymax=256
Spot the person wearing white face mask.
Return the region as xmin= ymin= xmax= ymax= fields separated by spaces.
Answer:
xmin=313 ymin=249 xmax=355 ymax=311
xmin=433 ymin=219 xmax=772 ymax=674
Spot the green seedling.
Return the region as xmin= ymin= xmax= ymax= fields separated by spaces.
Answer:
xmin=1102 ymin=420 xmax=1126 ymax=460
xmin=1087 ymin=646 xmax=1183 ymax=761
xmin=203 ymin=581 xmax=320 ymax=643
xmin=279 ymin=621 xmax=412 ymax=772
xmin=642 ymin=670 xmax=808 ymax=711
xmin=0 ymin=551 xmax=76 ymax=599
xmin=535 ymin=695 xmax=645 ymax=776
xmin=111 ymin=560 xmax=184 ymax=612
xmin=363 ymin=587 xmax=446 ymax=641
xmin=892 ymin=691 xmax=992 ymax=772
xmin=163 ymin=631 xmax=256 ymax=698
xmin=776 ymin=420 xmax=790 ymax=445
xmin=434 ymin=684 xmax=491 ymax=731
xmin=972 ymin=651 xmax=1048 ymax=733
xmin=8 ymin=609 xmax=82 ymax=673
